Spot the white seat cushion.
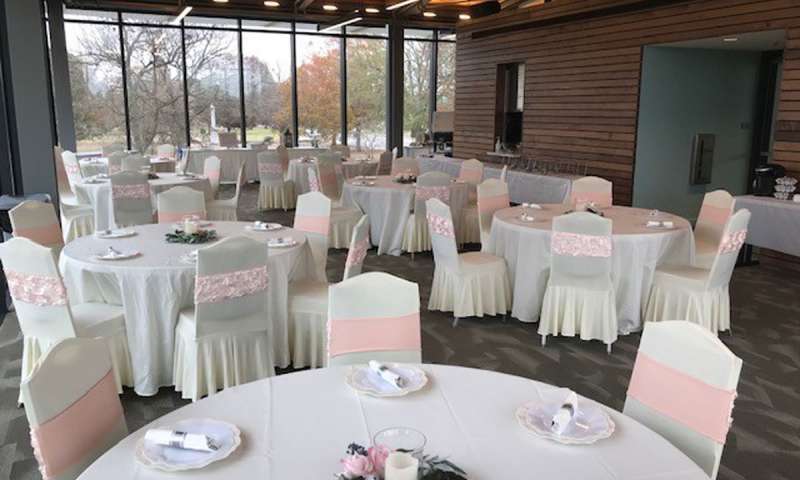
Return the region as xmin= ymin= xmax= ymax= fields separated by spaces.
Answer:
xmin=458 ymin=251 xmax=506 ymax=274
xmin=71 ymin=303 xmax=126 ymax=338
xmin=654 ymin=264 xmax=710 ymax=288
xmin=289 ymin=281 xmax=329 ymax=314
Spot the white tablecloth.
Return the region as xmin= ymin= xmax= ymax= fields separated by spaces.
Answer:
xmin=287 ymin=159 xmax=317 ymax=195
xmin=340 ymin=176 xmax=469 ymax=256
xmin=79 ymin=157 xmax=175 ymax=177
xmin=186 ymin=148 xmax=259 ymax=182
xmin=486 ymin=205 xmax=694 ymax=332
xmin=78 ymin=365 xmax=706 ymax=480
xmin=73 ymin=173 xmax=211 ymax=232
xmin=342 ymin=159 xmax=379 ymax=179
xmin=419 ymin=155 xmax=576 ymax=204
xmin=734 ymin=195 xmax=800 ymax=257
xmin=59 ymin=222 xmax=318 ymax=395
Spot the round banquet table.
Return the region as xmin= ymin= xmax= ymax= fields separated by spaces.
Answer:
xmin=79 ymin=157 xmax=176 ymax=177
xmin=185 ymin=148 xmax=260 ymax=182
xmin=73 ymin=173 xmax=211 ymax=232
xmin=341 ymin=158 xmax=379 ymax=179
xmin=77 ymin=365 xmax=707 ymax=480
xmin=59 ymin=222 xmax=319 ymax=396
xmin=286 ymin=158 xmax=317 ymax=195
xmin=340 ymin=175 xmax=469 ymax=256
xmin=485 ymin=205 xmax=694 ymax=332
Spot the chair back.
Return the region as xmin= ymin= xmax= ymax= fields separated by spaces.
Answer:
xmin=330 ymin=144 xmax=351 ymax=159
xmin=156 ymin=144 xmax=175 ymax=159
xmin=458 ymin=158 xmax=484 ymax=185
xmin=624 ymin=321 xmax=742 ymax=480
xmin=10 ymin=201 xmax=64 ymax=250
xmin=203 ymin=156 xmax=222 ymax=198
xmin=231 ymin=162 xmax=246 ymax=205
xmin=61 ymin=151 xmax=83 ymax=192
xmin=54 ymin=147 xmax=73 ymax=199
xmin=294 ymin=192 xmax=331 ymax=279
xmin=102 ymin=143 xmax=125 ymax=156
xmin=276 ymin=145 xmax=290 ymax=175
xmin=177 ymin=148 xmax=190 ymax=174
xmin=106 ymin=151 xmax=126 ymax=175
xmin=157 ymin=186 xmax=207 ymax=223
xmin=110 ymin=171 xmax=152 ymax=227
xmin=0 ymin=237 xmax=76 ymax=344
xmin=316 ymin=158 xmax=341 ymax=200
xmin=707 ymin=209 xmax=750 ymax=290
xmin=121 ymin=155 xmax=149 ymax=173
xmin=343 ymin=215 xmax=370 ymax=281
xmin=194 ymin=236 xmax=270 ymax=337
xmin=308 ymin=167 xmax=321 ymax=193
xmin=327 ymin=272 xmax=421 ymax=366
xmin=695 ymin=190 xmax=735 ymax=249
xmin=22 ymin=338 xmax=128 ymax=480
xmin=477 ymin=179 xmax=509 ymax=246
xmin=500 ymin=165 xmax=508 ymax=183
xmin=391 ymin=156 xmax=419 ymax=176
xmin=426 ymin=198 xmax=460 ymax=273
xmin=258 ymin=150 xmax=285 ymax=186
xmin=549 ymin=212 xmax=613 ymax=288
xmin=414 ymin=171 xmax=451 ymax=219
xmin=218 ymin=131 xmax=239 ymax=148
xmin=378 ymin=150 xmax=393 ymax=175
xmin=570 ymin=176 xmax=613 ymax=208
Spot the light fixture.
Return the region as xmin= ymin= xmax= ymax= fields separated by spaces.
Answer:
xmin=723 ymin=37 xmax=739 ymax=42
xmin=386 ymin=0 xmax=419 ymax=11
xmin=323 ymin=4 xmax=338 ymax=11
xmin=423 ymin=11 xmax=436 ymax=17
xmin=263 ymin=0 xmax=280 ymax=6
xmin=170 ymin=6 xmax=192 ymax=25
xmin=365 ymin=7 xmax=380 ymax=13
xmin=213 ymin=0 xmax=229 ymax=3
xmin=458 ymin=13 xmax=471 ymax=20
xmin=319 ymin=16 xmax=363 ymax=33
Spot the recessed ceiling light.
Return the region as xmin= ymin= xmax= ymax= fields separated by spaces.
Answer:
xmin=723 ymin=37 xmax=738 ymax=42
xmin=458 ymin=13 xmax=471 ymax=20
xmin=264 ymin=0 xmax=280 ymax=6
xmin=365 ymin=7 xmax=380 ymax=13
xmin=423 ymin=11 xmax=436 ymax=17
xmin=213 ymin=0 xmax=229 ymax=3
xmin=323 ymin=4 xmax=338 ymax=11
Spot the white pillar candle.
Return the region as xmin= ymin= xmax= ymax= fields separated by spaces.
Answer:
xmin=183 ymin=218 xmax=198 ymax=234
xmin=384 ymin=452 xmax=419 ymax=480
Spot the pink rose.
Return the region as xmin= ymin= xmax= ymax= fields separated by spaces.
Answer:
xmin=367 ymin=445 xmax=390 ymax=475
xmin=341 ymin=454 xmax=374 ymax=478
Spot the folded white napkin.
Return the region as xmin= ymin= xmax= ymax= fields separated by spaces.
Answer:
xmin=369 ymin=360 xmax=405 ymax=389
xmin=551 ymin=391 xmax=579 ymax=435
xmin=144 ymin=429 xmax=218 ymax=452
xmin=646 ymin=220 xmax=674 ymax=228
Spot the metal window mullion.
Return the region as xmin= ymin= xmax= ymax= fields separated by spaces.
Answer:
xmin=340 ymin=36 xmax=347 ymax=146
xmin=181 ymin=20 xmax=190 ymax=147
xmin=290 ymin=22 xmax=298 ymax=147
xmin=238 ymin=20 xmax=246 ymax=147
xmin=429 ymin=34 xmax=438 ymax=133
xmin=117 ymin=12 xmax=131 ymax=150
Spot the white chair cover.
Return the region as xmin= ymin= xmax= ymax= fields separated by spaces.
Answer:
xmin=10 ymin=200 xmax=65 ymax=254
xmin=61 ymin=150 xmax=84 ymax=194
xmin=476 ymin=179 xmax=509 ymax=247
xmin=624 ymin=321 xmax=742 ymax=480
xmin=570 ymin=176 xmax=613 ymax=208
xmin=403 ymin=171 xmax=452 ymax=254
xmin=109 ymin=171 xmax=152 ymax=227
xmin=276 ymin=145 xmax=290 ymax=178
xmin=58 ymin=151 xmax=95 ymax=241
xmin=316 ymin=157 xmax=342 ymax=201
xmin=315 ymin=158 xmax=363 ymax=249
xmin=694 ymin=190 xmax=735 ymax=268
xmin=343 ymin=215 xmax=371 ymax=281
xmin=174 ymin=236 xmax=275 ymax=401
xmin=500 ymin=165 xmax=508 ymax=183
xmin=121 ymin=155 xmax=149 ymax=173
xmin=378 ymin=150 xmax=392 ymax=175
xmin=391 ymin=156 xmax=420 ymax=176
xmin=427 ymin=198 xmax=512 ymax=319
xmin=458 ymin=158 xmax=484 ymax=185
xmin=156 ymin=144 xmax=175 ymax=160
xmin=21 ymin=338 xmax=128 ymax=480
xmin=538 ymin=212 xmax=618 ymax=351
xmin=204 ymin=156 xmax=222 ymax=199
xmin=294 ymin=192 xmax=332 ymax=280
xmin=207 ymin=162 xmax=245 ymax=221
xmin=644 ymin=209 xmax=751 ymax=333
xmin=106 ymin=151 xmax=126 ymax=176
xmin=258 ymin=150 xmax=296 ymax=211
xmin=0 ymin=238 xmax=132 ymax=395
xmin=157 ymin=186 xmax=207 ymax=224
xmin=328 ymin=272 xmax=421 ymax=366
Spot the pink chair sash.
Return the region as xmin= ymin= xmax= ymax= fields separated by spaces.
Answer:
xmin=158 ymin=211 xmax=206 ymax=224
xmin=551 ymin=231 xmax=612 ymax=257
xmin=112 ymin=184 xmax=150 ymax=200
xmin=64 ymin=162 xmax=81 ymax=176
xmin=308 ymin=170 xmax=321 ymax=192
xmin=458 ymin=167 xmax=483 ymax=184
xmin=5 ymin=270 xmax=67 ymax=306
xmin=627 ymin=352 xmax=736 ymax=444
xmin=295 ymin=214 xmax=330 ymax=235
xmin=571 ymin=191 xmax=612 ymax=207
xmin=30 ymin=370 xmax=124 ymax=480
xmin=346 ymin=236 xmax=370 ymax=267
xmin=206 ymin=169 xmax=221 ymax=182
xmin=426 ymin=212 xmax=455 ymax=238
xmin=14 ymin=224 xmax=63 ymax=247
xmin=718 ymin=229 xmax=747 ymax=254
xmin=328 ymin=312 xmax=421 ymax=358
xmin=416 ymin=186 xmax=450 ymax=203
xmin=698 ymin=203 xmax=731 ymax=225
xmin=479 ymin=192 xmax=510 ymax=213
xmin=195 ymin=265 xmax=269 ymax=304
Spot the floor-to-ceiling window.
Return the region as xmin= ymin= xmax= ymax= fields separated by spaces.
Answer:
xmin=436 ymin=33 xmax=456 ymax=112
xmin=403 ymin=29 xmax=433 ymax=147
xmin=346 ymin=26 xmax=387 ymax=161
xmin=295 ymin=24 xmax=341 ymax=149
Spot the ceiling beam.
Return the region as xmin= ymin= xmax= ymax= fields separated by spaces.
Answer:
xmin=295 ymin=0 xmax=315 ymax=13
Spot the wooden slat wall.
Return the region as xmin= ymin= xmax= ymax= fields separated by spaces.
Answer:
xmin=454 ymin=0 xmax=800 ymax=206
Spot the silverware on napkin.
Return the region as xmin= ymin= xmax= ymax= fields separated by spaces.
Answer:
xmin=369 ymin=360 xmax=405 ymax=389
xmin=144 ymin=429 xmax=220 ymax=452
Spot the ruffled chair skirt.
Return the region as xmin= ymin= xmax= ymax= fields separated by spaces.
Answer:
xmin=402 ymin=214 xmax=432 ymax=254
xmin=458 ymin=205 xmax=481 ymax=245
xmin=428 ymin=252 xmax=512 ymax=318
xmin=644 ymin=280 xmax=730 ymax=333
xmin=538 ymin=285 xmax=618 ymax=348
xmin=206 ymin=203 xmax=238 ymax=221
xmin=61 ymin=205 xmax=95 ymax=242
xmin=287 ymin=281 xmax=328 ymax=369
xmin=258 ymin=181 xmax=296 ymax=211
xmin=330 ymin=208 xmax=362 ymax=249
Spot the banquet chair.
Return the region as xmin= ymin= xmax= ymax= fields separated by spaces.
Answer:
xmin=343 ymin=215 xmax=371 ymax=281
xmin=276 ymin=144 xmax=290 ymax=178
xmin=310 ymin=165 xmax=362 ymax=249
xmin=110 ymin=171 xmax=153 ymax=227
xmin=258 ymin=150 xmax=296 ymax=211
xmin=207 ymin=162 xmax=245 ymax=221
xmin=458 ymin=158 xmax=484 ymax=185
xmin=427 ymin=198 xmax=512 ymax=322
xmin=54 ymin=149 xmax=95 ymax=242
xmin=570 ymin=176 xmax=613 ymax=208
xmin=121 ymin=155 xmax=149 ymax=173
xmin=106 ymin=151 xmax=126 ymax=175
xmin=61 ymin=150 xmax=84 ymax=194
xmin=0 ymin=237 xmax=133 ymax=397
xmin=156 ymin=143 xmax=175 ymax=160
xmin=102 ymin=143 xmax=125 ymax=157
xmin=644 ymin=209 xmax=751 ymax=333
xmin=10 ymin=200 xmax=65 ymax=255
xmin=476 ymin=179 xmax=510 ymax=248
xmin=203 ymin=156 xmax=222 ymax=199
xmin=391 ymin=156 xmax=420 ymax=176
xmin=458 ymin=160 xmax=484 ymax=245
xmin=538 ymin=212 xmax=617 ymax=352
xmin=694 ymin=190 xmax=735 ymax=268
xmin=22 ymin=338 xmax=128 ymax=480
xmin=287 ymin=192 xmax=332 ymax=368
xmin=378 ymin=150 xmax=393 ymax=175
xmin=624 ymin=321 xmax=742 ymax=479
xmin=157 ymin=186 xmax=207 ymax=224
xmin=318 ymin=151 xmax=346 ymax=196
xmin=328 ymin=272 xmax=422 ymax=366
xmin=403 ymin=171 xmax=452 ymax=256
xmin=500 ymin=165 xmax=508 ymax=183
xmin=174 ymin=236 xmax=274 ymax=401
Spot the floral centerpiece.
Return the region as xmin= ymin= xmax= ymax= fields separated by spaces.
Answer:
xmin=336 ymin=443 xmax=466 ymax=480
xmin=165 ymin=229 xmax=217 ymax=244
xmin=394 ymin=173 xmax=417 ymax=184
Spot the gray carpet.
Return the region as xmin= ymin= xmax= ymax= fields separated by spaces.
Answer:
xmin=1 ymin=184 xmax=799 ymax=480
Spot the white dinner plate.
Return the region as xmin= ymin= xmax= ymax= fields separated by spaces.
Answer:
xmin=352 ymin=180 xmax=376 ymax=186
xmin=267 ymin=237 xmax=298 ymax=248
xmin=135 ymin=418 xmax=241 ymax=472
xmin=92 ymin=250 xmax=141 ymax=261
xmin=346 ymin=364 xmax=428 ymax=397
xmin=516 ymin=398 xmax=615 ymax=445
xmin=518 ymin=214 xmax=536 ymax=222
xmin=95 ymin=229 xmax=137 ymax=239
xmin=172 ymin=221 xmax=212 ymax=229
xmin=246 ymin=222 xmax=283 ymax=232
